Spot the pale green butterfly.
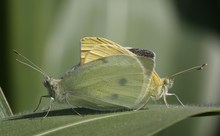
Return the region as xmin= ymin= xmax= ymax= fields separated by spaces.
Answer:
xmin=14 ymin=50 xmax=154 ymax=117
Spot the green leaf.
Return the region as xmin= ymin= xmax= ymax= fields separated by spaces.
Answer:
xmin=0 ymin=105 xmax=220 ymax=136
xmin=0 ymin=87 xmax=13 ymax=119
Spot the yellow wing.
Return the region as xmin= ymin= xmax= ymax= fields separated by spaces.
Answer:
xmin=81 ymin=37 xmax=135 ymax=64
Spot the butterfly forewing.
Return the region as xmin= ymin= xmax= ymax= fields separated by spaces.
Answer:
xmin=81 ymin=37 xmax=135 ymax=63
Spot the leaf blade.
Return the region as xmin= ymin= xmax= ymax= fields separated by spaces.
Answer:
xmin=1 ymin=105 xmax=220 ymax=136
xmin=0 ymin=87 xmax=13 ymax=119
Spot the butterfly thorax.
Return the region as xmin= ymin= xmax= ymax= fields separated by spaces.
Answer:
xmin=43 ymin=77 xmax=66 ymax=103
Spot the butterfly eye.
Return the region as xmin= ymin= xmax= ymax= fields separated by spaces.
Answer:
xmin=164 ymin=79 xmax=169 ymax=85
xmin=43 ymin=80 xmax=49 ymax=88
xmin=43 ymin=77 xmax=51 ymax=88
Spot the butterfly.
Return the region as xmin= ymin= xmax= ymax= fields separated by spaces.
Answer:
xmin=14 ymin=50 xmax=154 ymax=117
xmin=80 ymin=37 xmax=207 ymax=108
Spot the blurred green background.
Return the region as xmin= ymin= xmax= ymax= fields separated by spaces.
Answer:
xmin=1 ymin=0 xmax=220 ymax=135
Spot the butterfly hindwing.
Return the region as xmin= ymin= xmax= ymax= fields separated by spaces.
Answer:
xmin=61 ymin=55 xmax=154 ymax=110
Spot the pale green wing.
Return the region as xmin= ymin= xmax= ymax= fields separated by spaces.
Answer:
xmin=61 ymin=55 xmax=154 ymax=111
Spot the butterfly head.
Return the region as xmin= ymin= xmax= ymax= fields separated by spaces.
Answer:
xmin=163 ymin=78 xmax=174 ymax=89
xmin=44 ymin=76 xmax=56 ymax=98
xmin=43 ymin=77 xmax=65 ymax=103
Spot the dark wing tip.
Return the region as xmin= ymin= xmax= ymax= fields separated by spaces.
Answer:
xmin=128 ymin=48 xmax=155 ymax=59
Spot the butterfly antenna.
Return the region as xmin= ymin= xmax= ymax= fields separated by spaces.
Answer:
xmin=170 ymin=64 xmax=207 ymax=78
xmin=14 ymin=50 xmax=48 ymax=77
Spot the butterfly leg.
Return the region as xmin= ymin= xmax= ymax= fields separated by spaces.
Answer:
xmin=164 ymin=92 xmax=185 ymax=107
xmin=33 ymin=95 xmax=50 ymax=112
xmin=133 ymin=97 xmax=151 ymax=111
xmin=65 ymin=98 xmax=82 ymax=116
xmin=42 ymin=97 xmax=54 ymax=119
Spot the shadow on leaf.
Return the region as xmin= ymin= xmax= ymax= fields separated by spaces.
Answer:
xmin=8 ymin=108 xmax=131 ymax=120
